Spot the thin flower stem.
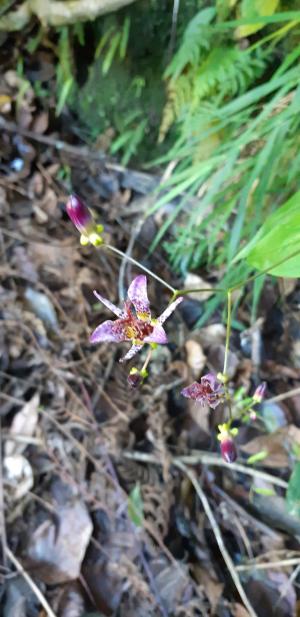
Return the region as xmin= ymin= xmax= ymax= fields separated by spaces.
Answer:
xmin=171 ymin=287 xmax=226 ymax=301
xmin=141 ymin=348 xmax=153 ymax=374
xmin=103 ymin=244 xmax=176 ymax=293
xmin=223 ymin=290 xmax=232 ymax=378
xmin=223 ymin=290 xmax=233 ymax=421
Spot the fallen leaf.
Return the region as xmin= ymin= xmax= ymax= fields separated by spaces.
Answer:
xmin=241 ymin=426 xmax=300 ymax=468
xmin=26 ymin=494 xmax=93 ymax=584
xmin=185 ymin=339 xmax=206 ymax=378
xmin=5 ymin=393 xmax=40 ymax=457
xmin=25 ymin=288 xmax=58 ymax=331
xmin=4 ymin=454 xmax=33 ymax=500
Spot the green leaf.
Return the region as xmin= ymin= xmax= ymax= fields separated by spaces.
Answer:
xmin=120 ymin=17 xmax=130 ymax=60
xmin=236 ymin=0 xmax=280 ymax=38
xmin=56 ymin=77 xmax=74 ymax=116
xmin=247 ymin=450 xmax=269 ymax=465
xmin=286 ymin=462 xmax=300 ymax=518
xmin=253 ymin=487 xmax=276 ymax=496
xmin=128 ymin=484 xmax=143 ymax=527
xmin=233 ymin=190 xmax=300 ymax=277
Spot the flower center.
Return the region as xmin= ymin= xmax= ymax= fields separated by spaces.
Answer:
xmin=124 ymin=316 xmax=153 ymax=342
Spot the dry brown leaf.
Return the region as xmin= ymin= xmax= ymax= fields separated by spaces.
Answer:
xmin=4 ymin=454 xmax=34 ymax=500
xmin=5 ymin=393 xmax=40 ymax=457
xmin=193 ymin=564 xmax=223 ymax=613
xmin=31 ymin=111 xmax=49 ymax=134
xmin=241 ymin=425 xmax=300 ymax=468
xmin=185 ymin=340 xmax=206 ymax=378
xmin=26 ymin=495 xmax=92 ymax=584
xmin=232 ymin=603 xmax=251 ymax=617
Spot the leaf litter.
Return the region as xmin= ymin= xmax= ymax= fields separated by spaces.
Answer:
xmin=1 ymin=31 xmax=300 ymax=617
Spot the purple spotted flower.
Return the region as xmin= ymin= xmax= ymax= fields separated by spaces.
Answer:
xmin=90 ymin=275 xmax=183 ymax=362
xmin=181 ymin=373 xmax=224 ymax=409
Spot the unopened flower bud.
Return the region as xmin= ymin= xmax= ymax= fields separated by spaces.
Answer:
xmin=66 ymin=194 xmax=103 ymax=246
xmin=249 ymin=410 xmax=257 ymax=421
xmin=253 ymin=382 xmax=266 ymax=404
xmin=66 ymin=194 xmax=92 ymax=233
xmin=220 ymin=438 xmax=237 ymax=463
xmin=127 ymin=368 xmax=144 ymax=389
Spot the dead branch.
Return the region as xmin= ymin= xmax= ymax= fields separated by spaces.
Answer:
xmin=0 ymin=0 xmax=139 ymax=30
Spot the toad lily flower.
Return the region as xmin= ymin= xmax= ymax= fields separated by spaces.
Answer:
xmin=181 ymin=373 xmax=224 ymax=409
xmin=90 ymin=275 xmax=183 ymax=362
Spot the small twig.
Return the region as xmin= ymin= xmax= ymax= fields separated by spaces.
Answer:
xmin=268 ymin=386 xmax=300 ymax=404
xmin=0 ymin=419 xmax=8 ymax=569
xmin=122 ymin=450 xmax=288 ymax=489
xmin=167 ymin=0 xmax=180 ymax=62
xmin=236 ymin=558 xmax=300 ymax=572
xmin=174 ymin=460 xmax=258 ymax=617
xmin=5 ymin=546 xmax=58 ymax=617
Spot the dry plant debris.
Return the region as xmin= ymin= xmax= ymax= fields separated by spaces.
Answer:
xmin=1 ymin=35 xmax=300 ymax=617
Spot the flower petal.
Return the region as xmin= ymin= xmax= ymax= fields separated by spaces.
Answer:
xmin=127 ymin=275 xmax=151 ymax=320
xmin=93 ymin=290 xmax=124 ymax=318
xmin=158 ymin=296 xmax=183 ymax=324
xmin=90 ymin=320 xmax=126 ymax=344
xmin=66 ymin=194 xmax=92 ymax=234
xmin=119 ymin=344 xmax=143 ymax=363
xmin=181 ymin=382 xmax=203 ymax=400
xmin=144 ymin=324 xmax=168 ymax=344
xmin=201 ymin=373 xmax=219 ymax=390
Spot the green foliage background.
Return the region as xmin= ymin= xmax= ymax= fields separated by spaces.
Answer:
xmin=21 ymin=0 xmax=300 ymax=316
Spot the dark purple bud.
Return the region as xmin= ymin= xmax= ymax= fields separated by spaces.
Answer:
xmin=127 ymin=369 xmax=143 ymax=389
xmin=220 ymin=438 xmax=237 ymax=463
xmin=253 ymin=382 xmax=267 ymax=404
xmin=66 ymin=194 xmax=92 ymax=234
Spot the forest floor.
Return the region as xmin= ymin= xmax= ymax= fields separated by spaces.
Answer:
xmin=1 ymin=46 xmax=300 ymax=617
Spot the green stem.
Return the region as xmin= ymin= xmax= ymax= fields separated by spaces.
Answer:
xmin=223 ymin=291 xmax=232 ymax=377
xmin=141 ymin=348 xmax=152 ymax=374
xmin=103 ymin=244 xmax=176 ymax=293
xmin=223 ymin=290 xmax=233 ymax=421
xmin=171 ymin=287 xmax=226 ymax=302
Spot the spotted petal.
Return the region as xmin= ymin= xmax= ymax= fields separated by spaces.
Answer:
xmin=93 ymin=290 xmax=124 ymax=318
xmin=90 ymin=320 xmax=126 ymax=344
xmin=181 ymin=382 xmax=203 ymax=400
xmin=119 ymin=344 xmax=143 ymax=363
xmin=144 ymin=324 xmax=168 ymax=344
xmin=158 ymin=296 xmax=183 ymax=324
xmin=127 ymin=275 xmax=151 ymax=320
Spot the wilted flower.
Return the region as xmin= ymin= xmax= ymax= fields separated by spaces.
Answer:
xmin=217 ymin=423 xmax=238 ymax=463
xmin=181 ymin=373 xmax=224 ymax=409
xmin=66 ymin=194 xmax=103 ymax=246
xmin=90 ymin=275 xmax=183 ymax=362
xmin=253 ymin=382 xmax=267 ymax=404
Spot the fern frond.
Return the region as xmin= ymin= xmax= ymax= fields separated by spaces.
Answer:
xmin=160 ymin=45 xmax=268 ymax=139
xmin=191 ymin=46 xmax=267 ymax=105
xmin=165 ymin=7 xmax=216 ymax=80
